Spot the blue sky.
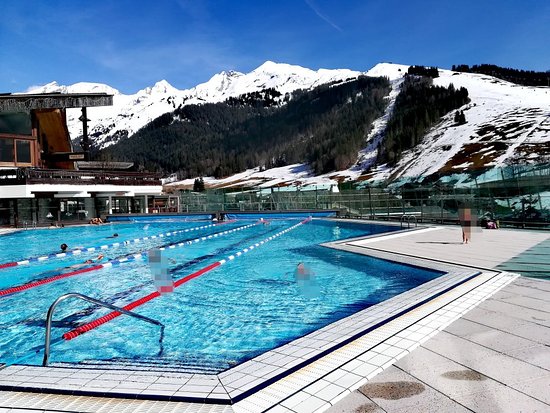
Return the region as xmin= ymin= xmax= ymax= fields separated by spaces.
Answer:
xmin=1 ymin=0 xmax=549 ymax=94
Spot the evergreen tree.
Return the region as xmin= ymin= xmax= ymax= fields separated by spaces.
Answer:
xmin=454 ymin=110 xmax=466 ymax=125
xmin=193 ymin=177 xmax=205 ymax=192
xmin=407 ymin=65 xmax=439 ymax=78
xmin=454 ymin=110 xmax=461 ymax=124
xmin=458 ymin=111 xmax=466 ymax=125
xmin=453 ymin=64 xmax=550 ymax=87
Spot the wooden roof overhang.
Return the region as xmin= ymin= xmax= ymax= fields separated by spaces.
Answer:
xmin=0 ymin=93 xmax=113 ymax=112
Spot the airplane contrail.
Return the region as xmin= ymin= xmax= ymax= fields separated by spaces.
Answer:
xmin=304 ymin=0 xmax=343 ymax=32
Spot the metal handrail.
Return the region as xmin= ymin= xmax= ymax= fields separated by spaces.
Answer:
xmin=43 ymin=292 xmax=165 ymax=366
xmin=400 ymin=214 xmax=418 ymax=228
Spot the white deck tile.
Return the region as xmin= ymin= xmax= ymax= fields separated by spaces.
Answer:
xmin=349 ymin=362 xmax=383 ymax=379
xmin=279 ymin=391 xmax=311 ymax=409
xmin=291 ymin=394 xmax=330 ymax=413
xmin=304 ymin=381 xmax=348 ymax=402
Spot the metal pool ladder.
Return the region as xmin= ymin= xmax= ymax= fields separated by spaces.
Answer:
xmin=43 ymin=292 xmax=165 ymax=366
xmin=400 ymin=214 xmax=418 ymax=228
xmin=22 ymin=221 xmax=37 ymax=230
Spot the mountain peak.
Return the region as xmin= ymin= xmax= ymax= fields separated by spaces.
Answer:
xmin=23 ymin=81 xmax=119 ymax=95
xmin=25 ymin=81 xmax=61 ymax=94
xmin=151 ymin=79 xmax=177 ymax=94
xmin=366 ymin=62 xmax=410 ymax=80
xmin=137 ymin=79 xmax=178 ymax=96
xmin=60 ymin=61 xmax=367 ymax=148
xmin=253 ymin=60 xmax=309 ymax=75
xmin=219 ymin=70 xmax=242 ymax=78
xmin=256 ymin=60 xmax=279 ymax=69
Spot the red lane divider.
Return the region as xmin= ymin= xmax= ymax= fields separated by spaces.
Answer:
xmin=0 ymin=265 xmax=103 ymax=297
xmin=0 ymin=262 xmax=17 ymax=270
xmin=63 ymin=217 xmax=311 ymax=341
xmin=63 ymin=261 xmax=222 ymax=340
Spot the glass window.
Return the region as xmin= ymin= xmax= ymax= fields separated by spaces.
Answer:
xmin=0 ymin=113 xmax=31 ymax=135
xmin=16 ymin=140 xmax=31 ymax=163
xmin=0 ymin=138 xmax=14 ymax=162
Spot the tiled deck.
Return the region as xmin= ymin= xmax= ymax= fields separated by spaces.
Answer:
xmin=327 ymin=276 xmax=550 ymax=413
xmin=326 ymin=224 xmax=550 ymax=413
xmin=1 ymin=223 xmax=548 ymax=412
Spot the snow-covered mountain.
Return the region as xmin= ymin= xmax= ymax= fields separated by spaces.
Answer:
xmin=25 ymin=61 xmax=363 ymax=149
xmin=25 ymin=61 xmax=550 ymax=187
xmin=367 ymin=66 xmax=550 ymax=182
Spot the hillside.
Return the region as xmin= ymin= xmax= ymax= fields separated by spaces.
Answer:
xmin=24 ymin=62 xmax=550 ymax=187
xmin=101 ymin=76 xmax=392 ymax=178
xmin=372 ymin=67 xmax=550 ymax=182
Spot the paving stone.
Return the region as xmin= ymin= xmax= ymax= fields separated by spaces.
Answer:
xmin=481 ymin=353 xmax=549 ymax=383
xmin=510 ymin=373 xmax=550 ymax=405
xmin=356 ymin=368 xmax=465 ymax=413
xmin=502 ymin=284 xmax=549 ymax=299
xmin=448 ymin=325 xmax=540 ymax=354
xmin=494 ymin=293 xmax=550 ymax=312
xmin=398 ymin=356 xmax=504 ymax=398
xmin=454 ymin=385 xmax=550 ymax=413
xmin=391 ymin=397 xmax=472 ymax=413
xmin=506 ymin=344 xmax=550 ymax=371
xmin=423 ymin=330 xmax=507 ymax=363
xmin=514 ymin=278 xmax=550 ymax=292
xmin=325 ymin=391 xmax=382 ymax=413
xmin=478 ymin=300 xmax=550 ymax=328
xmin=394 ymin=347 xmax=455 ymax=374
xmin=507 ymin=322 xmax=550 ymax=346
xmin=444 ymin=317 xmax=502 ymax=337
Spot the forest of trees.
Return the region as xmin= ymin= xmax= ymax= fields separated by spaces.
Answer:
xmin=99 ymin=76 xmax=391 ymax=177
xmin=377 ymin=75 xmax=469 ymax=166
xmin=226 ymin=88 xmax=284 ymax=107
xmin=452 ymin=64 xmax=550 ymax=87
xmin=407 ymin=65 xmax=439 ymax=78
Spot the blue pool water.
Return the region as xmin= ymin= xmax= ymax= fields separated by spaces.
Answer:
xmin=0 ymin=219 xmax=444 ymax=372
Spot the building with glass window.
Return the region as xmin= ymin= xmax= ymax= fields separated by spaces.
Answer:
xmin=0 ymin=93 xmax=177 ymax=227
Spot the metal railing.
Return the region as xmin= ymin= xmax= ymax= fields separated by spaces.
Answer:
xmin=177 ymin=163 xmax=550 ymax=230
xmin=43 ymin=292 xmax=165 ymax=366
xmin=0 ymin=168 xmax=162 ymax=186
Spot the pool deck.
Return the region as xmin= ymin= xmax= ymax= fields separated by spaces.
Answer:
xmin=327 ymin=225 xmax=550 ymax=413
xmin=1 ymin=223 xmax=549 ymax=412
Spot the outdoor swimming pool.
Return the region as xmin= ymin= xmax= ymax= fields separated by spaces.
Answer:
xmin=0 ymin=218 xmax=444 ymax=373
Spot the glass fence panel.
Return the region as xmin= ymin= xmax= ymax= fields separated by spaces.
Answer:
xmin=177 ymin=164 xmax=550 ymax=229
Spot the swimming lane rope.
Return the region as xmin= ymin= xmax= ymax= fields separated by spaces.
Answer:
xmin=0 ymin=221 xmax=254 ymax=298
xmin=62 ymin=217 xmax=312 ymax=341
xmin=0 ymin=220 xmax=236 ymax=271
